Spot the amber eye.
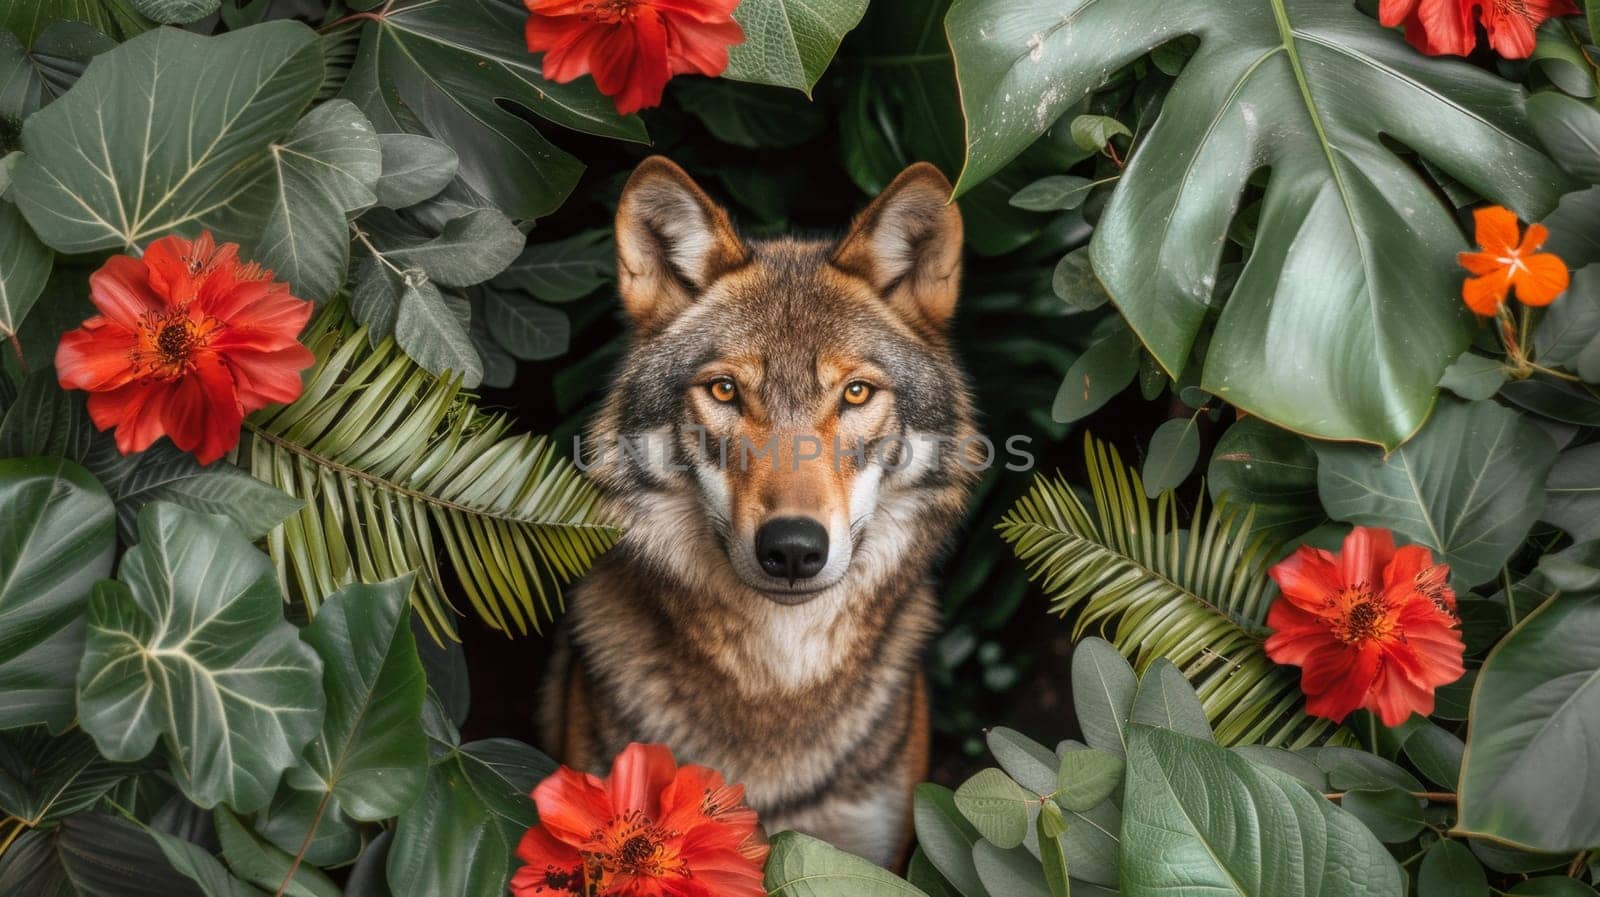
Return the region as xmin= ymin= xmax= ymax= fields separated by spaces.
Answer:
xmin=842 ymin=381 xmax=873 ymax=406
xmin=708 ymin=378 xmax=738 ymax=403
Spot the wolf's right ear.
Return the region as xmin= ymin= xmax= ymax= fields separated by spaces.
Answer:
xmin=615 ymin=157 xmax=749 ymax=333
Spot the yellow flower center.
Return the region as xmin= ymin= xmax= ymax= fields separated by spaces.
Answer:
xmin=132 ymin=308 xmax=221 ymax=380
xmin=1332 ymin=590 xmax=1395 ymax=645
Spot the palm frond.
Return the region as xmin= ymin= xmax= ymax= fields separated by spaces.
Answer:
xmin=246 ymin=304 xmax=620 ymax=642
xmin=998 ymin=432 xmax=1348 ymax=749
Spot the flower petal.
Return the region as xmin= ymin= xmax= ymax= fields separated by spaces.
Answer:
xmin=1463 ymin=273 xmax=1510 ymax=316
xmin=608 ymin=742 xmax=678 ymax=818
xmin=1268 ymin=546 xmax=1342 ymax=613
xmin=88 ymin=381 xmax=172 ymax=455
xmin=1510 ymin=252 xmax=1569 ymax=306
xmin=533 ymin=766 xmax=615 ymax=848
xmin=226 ymin=345 xmax=314 ymax=411
xmin=1337 ymin=526 xmax=1395 ymax=592
xmin=161 ymin=356 xmax=243 ymax=465
xmin=88 ymin=255 xmax=165 ymax=328
xmin=56 ymin=319 xmax=139 ymax=392
xmin=1472 ymin=205 xmax=1522 ymax=255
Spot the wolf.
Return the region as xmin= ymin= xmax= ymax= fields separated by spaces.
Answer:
xmin=541 ymin=156 xmax=977 ymax=867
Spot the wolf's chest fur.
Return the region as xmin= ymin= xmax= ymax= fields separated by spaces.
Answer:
xmin=540 ymin=157 xmax=973 ymax=867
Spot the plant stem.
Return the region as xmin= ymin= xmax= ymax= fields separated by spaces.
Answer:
xmin=1570 ymin=849 xmax=1591 ymax=878
xmin=1503 ymin=566 xmax=1519 ymax=627
xmin=273 ymin=789 xmax=333 ymax=897
xmin=6 ymin=334 xmax=25 ymax=375
xmin=0 ymin=818 xmax=24 ymax=861
xmin=1323 ymin=791 xmax=1457 ymax=804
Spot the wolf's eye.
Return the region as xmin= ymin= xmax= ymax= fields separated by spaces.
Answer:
xmin=708 ymin=378 xmax=738 ymax=403
xmin=842 ymin=381 xmax=873 ymax=406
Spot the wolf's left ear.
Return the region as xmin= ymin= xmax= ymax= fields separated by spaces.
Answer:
xmin=831 ymin=162 xmax=963 ymax=329
xmin=615 ymin=156 xmax=749 ymax=334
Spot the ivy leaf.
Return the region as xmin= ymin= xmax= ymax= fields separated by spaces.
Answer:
xmin=13 ymin=21 xmax=323 ymax=252
xmin=233 ymin=99 xmax=381 ymax=301
xmin=388 ymin=738 xmax=556 ymax=897
xmin=286 ymin=575 xmax=427 ymax=821
xmin=1315 ymin=398 xmax=1557 ymax=587
xmin=1121 ymin=725 xmax=1404 ymax=897
xmin=947 ymin=0 xmax=1569 ymax=447
xmin=374 ymin=133 xmax=458 ymax=209
xmin=340 ymin=0 xmax=645 ymax=221
xmin=0 ymin=456 xmax=115 ymax=733
xmin=76 ymin=502 xmax=324 ymax=812
xmin=724 ymin=0 xmax=870 ymax=95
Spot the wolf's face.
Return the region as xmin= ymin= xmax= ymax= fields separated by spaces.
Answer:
xmin=588 ymin=157 xmax=974 ymax=606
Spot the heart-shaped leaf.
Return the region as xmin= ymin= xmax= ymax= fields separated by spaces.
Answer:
xmin=1315 ymin=398 xmax=1557 ymax=587
xmin=76 ymin=502 xmax=324 ymax=811
xmin=286 ymin=575 xmax=427 ymax=821
xmin=948 ymin=0 xmax=1569 ymax=447
xmin=0 ymin=456 xmax=115 ymax=733
xmin=13 ymin=21 xmax=323 ymax=252
xmin=1121 ymin=725 xmax=1404 ymax=896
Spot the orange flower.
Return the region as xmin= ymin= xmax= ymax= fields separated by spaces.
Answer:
xmin=1458 ymin=205 xmax=1569 ymax=316
xmin=525 ymin=0 xmax=744 ymax=115
xmin=55 ymin=233 xmax=314 ymax=465
xmin=1264 ymin=527 xmax=1465 ymax=727
xmin=512 ymin=743 xmax=768 ymax=897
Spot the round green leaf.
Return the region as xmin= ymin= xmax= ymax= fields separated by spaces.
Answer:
xmin=287 ymin=575 xmax=427 ymax=821
xmin=1417 ymin=839 xmax=1487 ymax=897
xmin=948 ymin=0 xmax=1568 ymax=447
xmin=1456 ymin=590 xmax=1600 ymax=853
xmin=1054 ymin=748 xmax=1124 ymax=812
xmin=1051 ymin=247 xmax=1112 ymax=313
xmin=1142 ymin=416 xmax=1201 ymax=499
xmin=76 ymin=502 xmax=324 ymax=812
xmin=0 ymin=456 xmax=115 ymax=733
xmin=1315 ymin=398 xmax=1558 ymax=587
xmin=765 ymin=830 xmax=929 ymax=897
xmin=954 ymin=768 xmax=1034 ymax=849
xmin=1206 ymin=417 xmax=1324 ymax=540
xmin=13 ymin=21 xmax=324 ymax=252
xmin=1121 ymin=725 xmax=1404 ymax=897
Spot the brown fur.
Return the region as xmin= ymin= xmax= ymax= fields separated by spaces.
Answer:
xmin=542 ymin=158 xmax=976 ymax=867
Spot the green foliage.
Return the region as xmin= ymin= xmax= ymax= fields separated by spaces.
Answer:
xmin=947 ymin=0 xmax=1569 ymax=448
xmin=765 ymin=831 xmax=931 ymax=897
xmin=247 ymin=306 xmax=619 ymax=640
xmin=999 ymin=434 xmax=1342 ymax=748
xmin=725 ymin=0 xmax=870 ymax=94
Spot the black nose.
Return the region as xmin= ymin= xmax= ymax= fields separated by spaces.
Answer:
xmin=755 ymin=517 xmax=829 ymax=583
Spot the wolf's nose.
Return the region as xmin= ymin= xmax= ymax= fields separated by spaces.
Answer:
xmin=755 ymin=517 xmax=829 ymax=583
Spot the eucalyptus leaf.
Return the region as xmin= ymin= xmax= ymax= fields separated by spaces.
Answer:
xmin=1070 ymin=638 xmax=1137 ymax=756
xmin=374 ymin=133 xmax=458 ymax=209
xmin=947 ymin=0 xmax=1568 ymax=447
xmin=1054 ymin=748 xmax=1124 ymax=812
xmin=954 ymin=768 xmax=1034 ymax=849
xmin=1130 ymin=657 xmax=1213 ymax=741
xmin=1315 ymin=398 xmax=1557 ymax=587
xmin=765 ymin=830 xmax=930 ymax=896
xmin=972 ymin=840 xmax=1050 ymax=897
xmin=913 ymin=783 xmax=989 ymax=897
xmin=76 ymin=502 xmax=324 ymax=811
xmin=393 ymin=277 xmax=483 ymax=386
xmin=0 ymin=456 xmax=114 ymax=732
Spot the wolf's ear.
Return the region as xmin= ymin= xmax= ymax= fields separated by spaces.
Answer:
xmin=615 ymin=157 xmax=749 ymax=333
xmin=831 ymin=162 xmax=963 ymax=329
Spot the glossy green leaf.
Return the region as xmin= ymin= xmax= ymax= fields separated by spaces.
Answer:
xmin=0 ymin=727 xmax=144 ymax=824
xmin=491 ymin=230 xmax=613 ymax=303
xmin=1438 ymin=353 xmax=1509 ymax=401
xmin=1456 ymin=590 xmax=1600 ymax=853
xmin=214 ymin=807 xmax=339 ymax=897
xmin=1315 ymin=398 xmax=1557 ymax=586
xmin=1206 ymin=417 xmax=1324 ymax=540
xmin=1051 ymin=248 xmax=1111 ymax=313
xmin=1508 ymin=879 xmax=1600 ymax=897
xmin=1541 ymin=443 xmax=1600 ymax=543
xmin=947 ymin=0 xmax=1568 ymax=447
xmin=1338 ymin=787 xmax=1424 ymax=843
xmin=1130 ymin=657 xmax=1213 ymax=741
xmin=1142 ymin=416 xmax=1201 ymax=499
xmin=374 ymin=133 xmax=458 ymax=209
xmin=1401 ymin=719 xmax=1464 ymax=791
xmin=1417 ymin=839 xmax=1487 ymax=897
xmin=0 ymin=200 xmax=52 ymax=338
xmin=1121 ymin=725 xmax=1404 ymax=897
xmin=110 ymin=442 xmax=302 ymax=542
xmin=13 ymin=22 xmax=323 ymax=252
xmin=286 ymin=575 xmax=427 ymax=821
xmin=1071 ymin=639 xmax=1137 ymax=756
xmin=724 ymin=0 xmax=869 ymax=94
xmin=0 ymin=812 xmax=210 ymax=897
xmin=340 ymin=0 xmax=645 ymax=221
xmin=765 ymin=830 xmax=930 ymax=896
xmin=954 ymin=768 xmax=1033 ymax=849
xmin=0 ymin=22 xmax=115 ymax=124
xmin=1051 ymin=325 xmax=1138 ymax=423
xmin=0 ymin=0 xmax=149 ymax=50
xmin=674 ymin=78 xmax=826 ymax=148
xmin=1530 ymin=91 xmax=1600 ymax=182
xmin=1054 ymin=748 xmax=1124 ymax=812
xmin=76 ymin=502 xmax=324 ymax=811
xmin=1010 ymin=175 xmax=1096 ymax=212
xmin=1067 ymin=115 xmax=1129 ymax=153
xmin=388 ymin=738 xmax=556 ymax=897
xmin=146 ymin=822 xmax=267 ymax=897
xmin=253 ymin=786 xmax=363 ymax=869
xmin=0 ymin=456 xmax=114 ymax=732
xmin=126 ymin=0 xmax=217 ymax=24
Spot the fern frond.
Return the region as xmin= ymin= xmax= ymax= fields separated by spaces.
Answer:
xmin=998 ymin=433 xmax=1347 ymax=749
xmin=246 ymin=305 xmax=620 ymax=642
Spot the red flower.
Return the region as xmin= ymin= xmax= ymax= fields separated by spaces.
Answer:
xmin=1458 ymin=205 xmax=1569 ymax=316
xmin=1379 ymin=0 xmax=1578 ymax=58
xmin=1264 ymin=527 xmax=1466 ymax=727
xmin=512 ymin=743 xmax=768 ymax=897
xmin=55 ymin=233 xmax=315 ymax=465
xmin=524 ymin=0 xmax=744 ymax=115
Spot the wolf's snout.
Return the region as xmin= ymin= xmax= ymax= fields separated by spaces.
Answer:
xmin=755 ymin=517 xmax=829 ymax=583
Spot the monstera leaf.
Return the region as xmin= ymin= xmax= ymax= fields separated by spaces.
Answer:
xmin=76 ymin=502 xmax=324 ymax=812
xmin=0 ymin=456 xmax=115 ymax=733
xmin=12 ymin=22 xmax=323 ymax=252
xmin=946 ymin=0 xmax=1569 ymax=447
xmin=339 ymin=0 xmax=646 ymax=222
